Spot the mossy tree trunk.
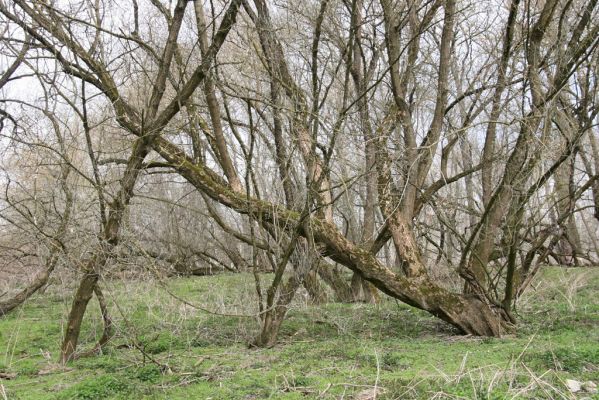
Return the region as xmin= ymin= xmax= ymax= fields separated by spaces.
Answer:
xmin=153 ymin=136 xmax=510 ymax=337
xmin=319 ymin=265 xmax=354 ymax=303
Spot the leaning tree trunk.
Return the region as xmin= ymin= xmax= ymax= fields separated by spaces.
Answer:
xmin=60 ymin=269 xmax=101 ymax=363
xmin=0 ymin=255 xmax=58 ymax=316
xmin=153 ymin=136 xmax=511 ymax=337
xmin=60 ymin=141 xmax=150 ymax=363
xmin=1 ymin=136 xmax=73 ymax=316
xmin=69 ymin=285 xmax=114 ymax=360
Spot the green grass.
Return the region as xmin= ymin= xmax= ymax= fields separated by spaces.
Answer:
xmin=1 ymin=266 xmax=598 ymax=399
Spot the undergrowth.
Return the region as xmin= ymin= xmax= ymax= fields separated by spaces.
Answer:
xmin=0 ymin=266 xmax=597 ymax=399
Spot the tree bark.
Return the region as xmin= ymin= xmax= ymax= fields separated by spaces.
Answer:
xmin=60 ymin=140 xmax=150 ymax=363
xmin=60 ymin=270 xmax=100 ymax=364
xmin=71 ymin=285 xmax=114 ymax=360
xmin=152 ymin=136 xmax=510 ymax=336
xmin=0 ymin=258 xmax=57 ymax=316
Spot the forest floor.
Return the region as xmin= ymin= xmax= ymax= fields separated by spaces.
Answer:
xmin=0 ymin=266 xmax=598 ymax=399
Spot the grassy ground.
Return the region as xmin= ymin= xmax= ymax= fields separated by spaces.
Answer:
xmin=0 ymin=266 xmax=598 ymax=399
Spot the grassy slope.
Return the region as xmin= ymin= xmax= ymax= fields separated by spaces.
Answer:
xmin=0 ymin=266 xmax=598 ymax=399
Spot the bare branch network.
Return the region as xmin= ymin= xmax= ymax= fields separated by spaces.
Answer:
xmin=0 ymin=0 xmax=597 ymax=361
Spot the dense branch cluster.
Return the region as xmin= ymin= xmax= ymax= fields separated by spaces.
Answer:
xmin=0 ymin=0 xmax=597 ymax=360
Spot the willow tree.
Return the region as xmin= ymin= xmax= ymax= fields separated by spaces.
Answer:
xmin=1 ymin=0 xmax=597 ymax=350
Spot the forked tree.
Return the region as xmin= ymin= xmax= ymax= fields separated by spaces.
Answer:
xmin=0 ymin=0 xmax=597 ymax=357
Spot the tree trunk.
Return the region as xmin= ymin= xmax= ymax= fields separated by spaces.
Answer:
xmin=71 ymin=284 xmax=114 ymax=360
xmin=586 ymin=132 xmax=599 ymax=222
xmin=350 ymin=273 xmax=379 ymax=303
xmin=253 ymin=273 xmax=303 ymax=347
xmin=253 ymin=308 xmax=286 ymax=348
xmin=303 ymin=269 xmax=327 ymax=304
xmin=60 ymin=140 xmax=150 ymax=363
xmin=317 ymin=264 xmax=353 ymax=303
xmin=553 ymin=144 xmax=581 ymax=266
xmin=60 ymin=270 xmax=99 ymax=363
xmin=154 ymin=135 xmax=511 ymax=337
xmin=0 ymin=262 xmax=55 ymax=316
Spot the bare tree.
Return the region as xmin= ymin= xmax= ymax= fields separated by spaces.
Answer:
xmin=1 ymin=0 xmax=598 ymax=354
